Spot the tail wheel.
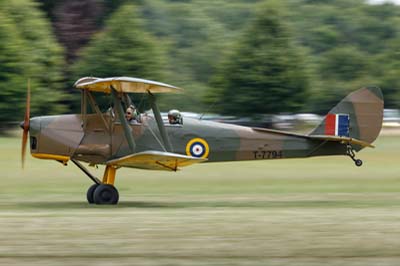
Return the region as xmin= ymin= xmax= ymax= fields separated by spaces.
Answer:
xmin=93 ymin=184 xmax=119 ymax=205
xmin=346 ymin=145 xmax=363 ymax=167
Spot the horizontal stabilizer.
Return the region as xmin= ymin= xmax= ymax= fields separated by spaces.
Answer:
xmin=106 ymin=151 xmax=206 ymax=171
xmin=253 ymin=127 xmax=374 ymax=148
xmin=309 ymin=135 xmax=374 ymax=148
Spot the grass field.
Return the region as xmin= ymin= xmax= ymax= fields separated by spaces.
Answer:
xmin=0 ymin=134 xmax=400 ymax=265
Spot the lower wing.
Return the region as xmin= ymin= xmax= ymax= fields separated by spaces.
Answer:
xmin=106 ymin=150 xmax=207 ymax=171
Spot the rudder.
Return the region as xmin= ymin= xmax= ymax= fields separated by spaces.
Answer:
xmin=309 ymin=87 xmax=384 ymax=150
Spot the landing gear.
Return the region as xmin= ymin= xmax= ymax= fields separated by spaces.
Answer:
xmin=93 ymin=184 xmax=119 ymax=204
xmin=86 ymin=183 xmax=99 ymax=204
xmin=87 ymin=183 xmax=119 ymax=205
xmin=72 ymin=159 xmax=120 ymax=205
xmin=347 ymin=145 xmax=363 ymax=167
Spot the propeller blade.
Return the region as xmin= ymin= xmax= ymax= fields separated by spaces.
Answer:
xmin=21 ymin=129 xmax=28 ymax=168
xmin=21 ymin=79 xmax=31 ymax=169
xmin=24 ymin=79 xmax=30 ymax=129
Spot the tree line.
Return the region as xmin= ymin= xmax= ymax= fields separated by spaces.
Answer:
xmin=1 ymin=0 xmax=399 ymax=128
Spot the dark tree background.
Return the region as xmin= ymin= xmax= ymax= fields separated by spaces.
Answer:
xmin=0 ymin=0 xmax=66 ymax=126
xmin=1 ymin=0 xmax=400 ymax=129
xmin=210 ymin=1 xmax=309 ymax=116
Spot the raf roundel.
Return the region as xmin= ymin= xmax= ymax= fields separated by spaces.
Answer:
xmin=186 ymin=138 xmax=210 ymax=159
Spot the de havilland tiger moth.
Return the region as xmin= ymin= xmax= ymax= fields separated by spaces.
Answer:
xmin=20 ymin=77 xmax=384 ymax=205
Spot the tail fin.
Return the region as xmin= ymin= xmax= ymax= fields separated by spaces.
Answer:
xmin=309 ymin=87 xmax=384 ymax=150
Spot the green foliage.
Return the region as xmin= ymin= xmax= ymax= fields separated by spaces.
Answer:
xmin=71 ymin=3 xmax=165 ymax=110
xmin=72 ymin=3 xmax=164 ymax=79
xmin=137 ymin=0 xmax=233 ymax=112
xmin=0 ymin=11 xmax=27 ymax=124
xmin=319 ymin=46 xmax=370 ymax=82
xmin=371 ymin=38 xmax=400 ymax=107
xmin=0 ymin=0 xmax=66 ymax=125
xmin=2 ymin=0 xmax=400 ymax=123
xmin=289 ymin=0 xmax=400 ymax=111
xmin=117 ymin=0 xmax=265 ymax=112
xmin=210 ymin=1 xmax=310 ymax=115
xmin=306 ymin=46 xmax=375 ymax=113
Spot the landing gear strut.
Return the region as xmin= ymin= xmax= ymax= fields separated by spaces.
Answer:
xmin=346 ymin=145 xmax=363 ymax=167
xmin=72 ymin=159 xmax=120 ymax=205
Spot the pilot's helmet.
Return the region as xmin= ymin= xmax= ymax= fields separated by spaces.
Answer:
xmin=168 ymin=109 xmax=182 ymax=124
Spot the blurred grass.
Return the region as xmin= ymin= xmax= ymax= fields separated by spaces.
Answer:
xmin=0 ymin=134 xmax=400 ymax=265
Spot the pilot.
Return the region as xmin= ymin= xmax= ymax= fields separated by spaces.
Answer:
xmin=125 ymin=106 xmax=140 ymax=124
xmin=168 ymin=109 xmax=182 ymax=125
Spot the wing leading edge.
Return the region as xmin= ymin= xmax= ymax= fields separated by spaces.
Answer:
xmin=74 ymin=76 xmax=183 ymax=94
xmin=106 ymin=151 xmax=207 ymax=171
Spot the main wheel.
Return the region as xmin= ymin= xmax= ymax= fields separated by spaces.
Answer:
xmin=86 ymin=184 xmax=99 ymax=204
xmin=93 ymin=184 xmax=119 ymax=205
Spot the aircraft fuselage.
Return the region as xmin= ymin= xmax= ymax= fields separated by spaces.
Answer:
xmin=28 ymin=113 xmax=345 ymax=166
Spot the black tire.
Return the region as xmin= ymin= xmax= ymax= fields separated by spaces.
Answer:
xmin=87 ymin=183 xmax=99 ymax=204
xmin=355 ymin=159 xmax=363 ymax=167
xmin=93 ymin=184 xmax=119 ymax=205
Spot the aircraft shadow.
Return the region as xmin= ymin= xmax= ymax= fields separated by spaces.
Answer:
xmin=11 ymin=199 xmax=379 ymax=209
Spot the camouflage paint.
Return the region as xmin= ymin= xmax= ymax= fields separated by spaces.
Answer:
xmin=28 ymin=87 xmax=383 ymax=169
xmin=310 ymin=87 xmax=383 ymax=152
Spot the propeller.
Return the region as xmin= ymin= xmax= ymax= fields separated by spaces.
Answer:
xmin=21 ymin=79 xmax=31 ymax=169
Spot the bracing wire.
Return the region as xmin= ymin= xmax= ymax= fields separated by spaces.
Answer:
xmin=143 ymin=118 xmax=167 ymax=152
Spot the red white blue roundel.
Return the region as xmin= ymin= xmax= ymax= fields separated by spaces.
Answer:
xmin=186 ymin=138 xmax=210 ymax=159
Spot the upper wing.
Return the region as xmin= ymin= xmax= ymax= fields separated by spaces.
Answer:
xmin=106 ymin=150 xmax=207 ymax=171
xmin=74 ymin=76 xmax=183 ymax=94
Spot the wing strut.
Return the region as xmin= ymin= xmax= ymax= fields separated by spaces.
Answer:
xmin=148 ymin=92 xmax=173 ymax=152
xmin=111 ymin=86 xmax=136 ymax=153
xmin=86 ymin=91 xmax=109 ymax=132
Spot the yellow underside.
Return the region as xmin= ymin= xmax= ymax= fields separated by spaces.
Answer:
xmin=102 ymin=165 xmax=117 ymax=185
xmin=106 ymin=151 xmax=206 ymax=171
xmin=32 ymin=153 xmax=70 ymax=163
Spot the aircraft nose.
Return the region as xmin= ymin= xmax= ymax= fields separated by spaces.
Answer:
xmin=19 ymin=121 xmax=26 ymax=130
xmin=20 ymin=118 xmax=34 ymax=131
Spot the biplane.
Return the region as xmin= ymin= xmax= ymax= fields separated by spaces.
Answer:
xmin=20 ymin=77 xmax=384 ymax=204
